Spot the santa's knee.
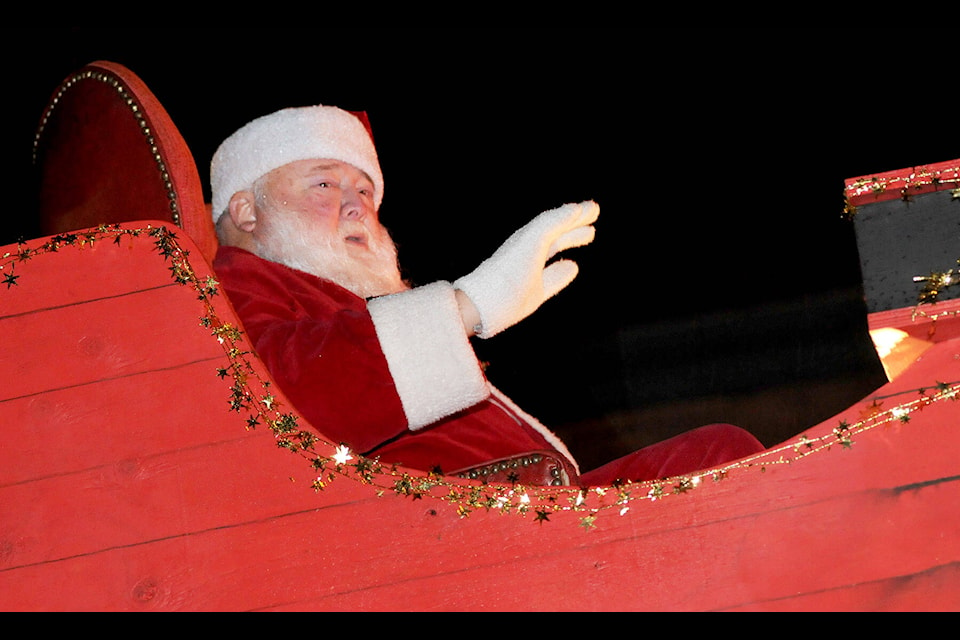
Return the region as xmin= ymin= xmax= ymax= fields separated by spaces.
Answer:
xmin=694 ymin=423 xmax=765 ymax=456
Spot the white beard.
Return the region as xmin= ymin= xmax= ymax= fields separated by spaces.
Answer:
xmin=253 ymin=210 xmax=408 ymax=299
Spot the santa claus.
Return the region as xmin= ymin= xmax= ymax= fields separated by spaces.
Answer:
xmin=210 ymin=105 xmax=764 ymax=486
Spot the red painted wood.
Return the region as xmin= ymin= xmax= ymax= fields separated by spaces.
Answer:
xmin=867 ymin=297 xmax=960 ymax=342
xmin=2 ymin=222 xmax=959 ymax=611
xmin=845 ymin=157 xmax=960 ymax=207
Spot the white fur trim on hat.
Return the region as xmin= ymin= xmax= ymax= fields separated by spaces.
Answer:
xmin=210 ymin=105 xmax=383 ymax=221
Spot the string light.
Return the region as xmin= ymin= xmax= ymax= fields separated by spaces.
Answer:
xmin=5 ymin=223 xmax=959 ymax=528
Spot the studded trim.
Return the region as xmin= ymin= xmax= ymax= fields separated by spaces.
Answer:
xmin=454 ymin=452 xmax=573 ymax=487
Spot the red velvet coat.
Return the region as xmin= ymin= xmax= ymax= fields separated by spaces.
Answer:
xmin=213 ymin=246 xmax=572 ymax=475
xmin=214 ymin=247 xmax=765 ymax=484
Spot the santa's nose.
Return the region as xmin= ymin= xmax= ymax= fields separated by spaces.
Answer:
xmin=341 ymin=192 xmax=367 ymax=220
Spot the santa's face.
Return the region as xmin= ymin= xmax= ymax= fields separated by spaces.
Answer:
xmin=250 ymin=159 xmax=407 ymax=298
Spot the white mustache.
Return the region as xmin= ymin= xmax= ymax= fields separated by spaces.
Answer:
xmin=255 ymin=212 xmax=407 ymax=299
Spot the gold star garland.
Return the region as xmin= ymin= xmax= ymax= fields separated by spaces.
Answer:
xmin=5 ymin=223 xmax=960 ymax=529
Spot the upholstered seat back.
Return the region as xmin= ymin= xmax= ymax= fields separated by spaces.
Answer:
xmin=33 ymin=61 xmax=217 ymax=263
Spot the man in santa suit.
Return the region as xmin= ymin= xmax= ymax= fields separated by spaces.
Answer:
xmin=211 ymin=105 xmax=764 ymax=486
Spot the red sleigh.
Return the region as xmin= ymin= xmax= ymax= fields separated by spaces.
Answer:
xmin=2 ymin=61 xmax=959 ymax=611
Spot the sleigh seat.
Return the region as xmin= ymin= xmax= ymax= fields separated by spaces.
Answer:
xmin=33 ymin=60 xmax=217 ymax=264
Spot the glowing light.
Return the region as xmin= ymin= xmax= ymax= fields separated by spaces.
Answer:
xmin=870 ymin=327 xmax=909 ymax=359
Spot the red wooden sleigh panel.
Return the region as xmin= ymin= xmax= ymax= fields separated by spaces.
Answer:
xmin=1 ymin=61 xmax=959 ymax=611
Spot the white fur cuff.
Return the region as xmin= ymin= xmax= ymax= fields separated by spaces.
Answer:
xmin=367 ymin=281 xmax=489 ymax=430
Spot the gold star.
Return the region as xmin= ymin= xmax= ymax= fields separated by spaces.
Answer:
xmin=647 ymin=484 xmax=664 ymax=500
xmin=673 ymin=478 xmax=694 ymax=494
xmin=860 ymin=400 xmax=884 ymax=420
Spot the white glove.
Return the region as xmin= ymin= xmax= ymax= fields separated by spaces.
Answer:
xmin=453 ymin=200 xmax=599 ymax=339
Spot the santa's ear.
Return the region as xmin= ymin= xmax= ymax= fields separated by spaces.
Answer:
xmin=227 ymin=190 xmax=258 ymax=233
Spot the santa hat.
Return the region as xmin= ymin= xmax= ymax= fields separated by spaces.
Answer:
xmin=210 ymin=105 xmax=383 ymax=222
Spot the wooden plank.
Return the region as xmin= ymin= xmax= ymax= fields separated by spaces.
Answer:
xmin=845 ymin=158 xmax=960 ymax=207
xmin=2 ymin=456 xmax=956 ymax=611
xmin=729 ymin=561 xmax=960 ymax=612
xmin=0 ymin=432 xmax=319 ymax=575
xmin=0 ymin=285 xmax=224 ymax=402
xmin=0 ymin=360 xmax=239 ymax=486
xmin=1 ymin=226 xmax=183 ymax=315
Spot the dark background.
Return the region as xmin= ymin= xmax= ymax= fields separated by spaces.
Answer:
xmin=3 ymin=28 xmax=954 ymax=470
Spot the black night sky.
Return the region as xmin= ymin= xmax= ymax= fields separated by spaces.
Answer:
xmin=4 ymin=28 xmax=956 ymax=469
